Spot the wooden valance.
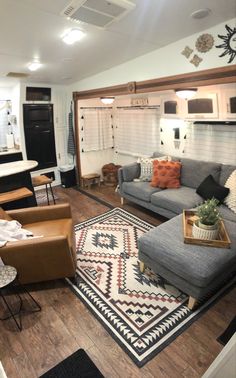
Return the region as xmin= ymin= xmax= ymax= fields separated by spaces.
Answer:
xmin=73 ymin=65 xmax=236 ymax=101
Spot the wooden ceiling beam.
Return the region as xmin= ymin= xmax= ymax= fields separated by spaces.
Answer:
xmin=73 ymin=65 xmax=236 ymax=100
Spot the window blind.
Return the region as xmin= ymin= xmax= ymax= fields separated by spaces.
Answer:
xmin=80 ymin=108 xmax=113 ymax=152
xmin=115 ymin=107 xmax=160 ymax=156
xmin=184 ymin=123 xmax=236 ymax=164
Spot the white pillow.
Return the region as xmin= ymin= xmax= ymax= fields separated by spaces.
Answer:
xmin=224 ymin=170 xmax=236 ymax=214
xmin=137 ymin=156 xmax=168 ymax=182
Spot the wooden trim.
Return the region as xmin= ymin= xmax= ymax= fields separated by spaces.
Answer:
xmin=73 ymin=81 xmax=136 ymax=100
xmin=73 ymin=65 xmax=236 ymax=100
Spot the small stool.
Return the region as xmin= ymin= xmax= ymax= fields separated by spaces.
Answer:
xmin=0 ymin=265 xmax=41 ymax=331
xmin=81 ymin=173 xmax=101 ymax=189
xmin=32 ymin=175 xmax=56 ymax=205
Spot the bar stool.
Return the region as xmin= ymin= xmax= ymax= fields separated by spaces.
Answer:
xmin=31 ymin=175 xmax=56 ymax=205
xmin=0 ymin=187 xmax=33 ymax=205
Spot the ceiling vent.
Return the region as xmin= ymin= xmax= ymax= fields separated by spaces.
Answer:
xmin=6 ymin=72 xmax=30 ymax=78
xmin=61 ymin=0 xmax=136 ymax=28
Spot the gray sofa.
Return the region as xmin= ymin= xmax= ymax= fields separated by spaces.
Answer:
xmin=118 ymin=154 xmax=236 ymax=309
xmin=118 ymin=155 xmax=236 ymax=222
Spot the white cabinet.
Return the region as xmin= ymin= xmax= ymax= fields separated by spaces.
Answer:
xmin=221 ymin=88 xmax=236 ymax=119
xmin=161 ymin=96 xmax=183 ymax=118
xmin=185 ymin=93 xmax=219 ymax=119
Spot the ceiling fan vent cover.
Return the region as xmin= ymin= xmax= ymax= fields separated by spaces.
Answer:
xmin=61 ymin=0 xmax=135 ymax=28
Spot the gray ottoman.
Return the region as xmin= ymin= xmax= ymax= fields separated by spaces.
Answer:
xmin=138 ymin=214 xmax=236 ymax=309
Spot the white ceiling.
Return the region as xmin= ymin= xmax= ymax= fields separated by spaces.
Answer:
xmin=0 ymin=0 xmax=235 ymax=86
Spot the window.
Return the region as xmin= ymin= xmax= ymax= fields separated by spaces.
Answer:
xmin=80 ymin=108 xmax=113 ymax=152
xmin=115 ymin=107 xmax=160 ymax=156
xmin=184 ymin=123 xmax=236 ymax=165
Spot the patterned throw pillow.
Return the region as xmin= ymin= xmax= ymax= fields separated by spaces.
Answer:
xmin=138 ymin=156 xmax=168 ymax=182
xmin=224 ymin=170 xmax=236 ymax=214
xmin=150 ymin=160 xmax=182 ymax=189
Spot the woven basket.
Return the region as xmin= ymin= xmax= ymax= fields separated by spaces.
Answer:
xmin=102 ymin=163 xmax=121 ymax=186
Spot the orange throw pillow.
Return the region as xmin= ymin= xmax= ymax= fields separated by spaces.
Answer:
xmin=150 ymin=160 xmax=182 ymax=189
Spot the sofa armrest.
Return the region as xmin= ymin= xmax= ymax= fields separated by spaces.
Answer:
xmin=6 ymin=203 xmax=72 ymax=225
xmin=119 ymin=163 xmax=140 ymax=183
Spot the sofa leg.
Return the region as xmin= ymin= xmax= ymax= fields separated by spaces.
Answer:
xmin=188 ymin=296 xmax=198 ymax=310
xmin=121 ymin=197 xmax=125 ymax=205
xmin=139 ymin=261 xmax=146 ymax=273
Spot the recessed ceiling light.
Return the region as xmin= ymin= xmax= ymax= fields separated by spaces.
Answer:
xmin=191 ymin=8 xmax=211 ymax=19
xmin=62 ymin=29 xmax=85 ymax=45
xmin=28 ymin=61 xmax=42 ymax=71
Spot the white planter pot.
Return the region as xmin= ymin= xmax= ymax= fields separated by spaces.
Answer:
xmin=192 ymin=221 xmax=219 ymax=240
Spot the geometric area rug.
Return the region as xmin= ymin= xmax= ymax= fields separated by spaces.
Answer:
xmin=67 ymin=208 xmax=234 ymax=367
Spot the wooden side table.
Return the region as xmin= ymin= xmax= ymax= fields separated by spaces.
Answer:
xmin=81 ymin=173 xmax=101 ymax=189
xmin=0 ymin=265 xmax=41 ymax=331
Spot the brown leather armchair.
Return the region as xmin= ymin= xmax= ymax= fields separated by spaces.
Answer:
xmin=0 ymin=203 xmax=76 ymax=284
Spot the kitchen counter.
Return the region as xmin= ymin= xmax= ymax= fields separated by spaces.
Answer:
xmin=0 ymin=160 xmax=38 ymax=178
xmin=0 ymin=148 xmax=21 ymax=156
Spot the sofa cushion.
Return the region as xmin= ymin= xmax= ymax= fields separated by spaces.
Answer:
xmin=196 ymin=174 xmax=229 ymax=202
xmin=138 ymin=215 xmax=236 ymax=288
xmin=122 ymin=181 xmax=161 ymax=202
xmin=180 ymin=158 xmax=221 ymax=189
xmin=122 ymin=163 xmax=140 ymax=182
xmin=219 ymin=205 xmax=236 ymax=222
xmin=219 ymin=164 xmax=236 ymax=186
xmin=150 ymin=160 xmax=182 ymax=189
xmin=151 ymin=186 xmax=203 ymax=214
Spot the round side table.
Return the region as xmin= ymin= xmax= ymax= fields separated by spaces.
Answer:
xmin=0 ymin=265 xmax=41 ymax=331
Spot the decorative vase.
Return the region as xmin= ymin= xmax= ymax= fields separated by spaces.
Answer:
xmin=192 ymin=221 xmax=219 ymax=240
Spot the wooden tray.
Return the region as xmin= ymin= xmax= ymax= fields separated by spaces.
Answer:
xmin=183 ymin=210 xmax=231 ymax=248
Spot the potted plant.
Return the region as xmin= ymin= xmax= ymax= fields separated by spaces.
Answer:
xmin=192 ymin=198 xmax=220 ymax=240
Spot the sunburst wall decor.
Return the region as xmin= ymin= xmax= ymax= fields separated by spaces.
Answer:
xmin=216 ymin=24 xmax=236 ymax=63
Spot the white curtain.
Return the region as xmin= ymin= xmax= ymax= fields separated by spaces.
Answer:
xmin=184 ymin=123 xmax=236 ymax=165
xmin=80 ymin=108 xmax=113 ymax=152
xmin=115 ymin=108 xmax=160 ymax=157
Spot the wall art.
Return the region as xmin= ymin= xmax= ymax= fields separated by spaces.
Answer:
xmin=216 ymin=24 xmax=236 ymax=63
xmin=181 ymin=46 xmax=193 ymax=58
xmin=195 ymin=33 xmax=214 ymax=53
xmin=190 ymin=54 xmax=203 ymax=67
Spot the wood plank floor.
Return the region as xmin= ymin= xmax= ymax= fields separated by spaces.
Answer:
xmin=0 ymin=185 xmax=235 ymax=378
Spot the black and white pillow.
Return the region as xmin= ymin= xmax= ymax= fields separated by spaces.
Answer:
xmin=137 ymin=156 xmax=168 ymax=181
xmin=224 ymin=170 xmax=236 ymax=214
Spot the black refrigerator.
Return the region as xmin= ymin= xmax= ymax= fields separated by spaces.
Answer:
xmin=23 ymin=104 xmax=57 ymax=170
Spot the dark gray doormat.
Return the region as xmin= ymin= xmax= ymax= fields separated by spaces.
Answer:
xmin=39 ymin=349 xmax=104 ymax=378
xmin=217 ymin=316 xmax=236 ymax=346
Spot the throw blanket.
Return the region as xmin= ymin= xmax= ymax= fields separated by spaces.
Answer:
xmin=0 ymin=219 xmax=33 ymax=247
